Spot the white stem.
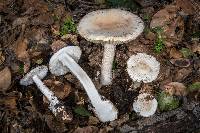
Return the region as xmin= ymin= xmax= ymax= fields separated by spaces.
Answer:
xmin=101 ymin=44 xmax=116 ymax=85
xmin=59 ymin=53 xmax=118 ymax=122
xmin=59 ymin=53 xmax=102 ymax=105
xmin=32 ymin=75 xmax=59 ymax=107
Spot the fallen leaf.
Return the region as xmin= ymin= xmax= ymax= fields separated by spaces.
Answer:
xmin=176 ymin=0 xmax=195 ymax=15
xmin=44 ymin=114 xmax=68 ymax=133
xmin=169 ymin=48 xmax=182 ymax=59
xmin=61 ymin=34 xmax=79 ymax=45
xmin=31 ymin=13 xmax=54 ymax=26
xmin=0 ymin=67 xmax=11 ymax=91
xmin=0 ymin=92 xmax=20 ymax=110
xmin=170 ymin=58 xmax=191 ymax=68
xmin=192 ymin=42 xmax=200 ymax=54
xmin=163 ymin=82 xmax=187 ymax=96
xmin=43 ymin=79 xmax=71 ymax=100
xmin=74 ymin=126 xmax=98 ymax=133
xmin=14 ymin=38 xmax=29 ymax=62
xmin=51 ymin=40 xmax=67 ymax=53
xmin=174 ymin=68 xmax=192 ymax=81
xmin=88 ymin=116 xmax=99 ymax=125
xmin=150 ymin=5 xmax=184 ymax=47
xmin=12 ymin=17 xmax=29 ymax=28
xmin=0 ymin=51 xmax=5 ymax=65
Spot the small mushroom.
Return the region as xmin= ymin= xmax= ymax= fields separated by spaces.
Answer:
xmin=49 ymin=46 xmax=118 ymax=122
xmin=49 ymin=46 xmax=82 ymax=76
xmin=20 ymin=66 xmax=73 ymax=123
xmin=133 ymin=93 xmax=158 ymax=117
xmin=127 ymin=53 xmax=160 ymax=83
xmin=78 ymin=9 xmax=144 ymax=85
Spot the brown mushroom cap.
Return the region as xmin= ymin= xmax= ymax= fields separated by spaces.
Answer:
xmin=78 ymin=9 xmax=144 ymax=44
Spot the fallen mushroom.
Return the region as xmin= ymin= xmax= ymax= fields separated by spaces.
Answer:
xmin=49 ymin=46 xmax=118 ymax=122
xmin=127 ymin=53 xmax=160 ymax=83
xmin=78 ymin=9 xmax=144 ymax=85
xmin=49 ymin=46 xmax=82 ymax=76
xmin=133 ymin=93 xmax=158 ymax=117
xmin=20 ymin=65 xmax=73 ymax=123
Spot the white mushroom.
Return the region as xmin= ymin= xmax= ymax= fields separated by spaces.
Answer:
xmin=49 ymin=46 xmax=82 ymax=76
xmin=20 ymin=66 xmax=73 ymax=122
xmin=78 ymin=9 xmax=144 ymax=85
xmin=133 ymin=93 xmax=158 ymax=117
xmin=49 ymin=46 xmax=118 ymax=122
xmin=127 ymin=53 xmax=160 ymax=83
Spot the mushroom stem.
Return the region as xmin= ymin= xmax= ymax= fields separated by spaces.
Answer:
xmin=59 ymin=53 xmax=102 ymax=104
xmin=32 ymin=75 xmax=73 ymax=122
xmin=101 ymin=43 xmax=116 ymax=85
xmin=32 ymin=75 xmax=59 ymax=106
xmin=59 ymin=53 xmax=118 ymax=122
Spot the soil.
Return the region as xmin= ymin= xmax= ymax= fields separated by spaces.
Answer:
xmin=0 ymin=0 xmax=200 ymax=133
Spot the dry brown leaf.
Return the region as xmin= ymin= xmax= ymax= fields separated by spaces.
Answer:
xmin=74 ymin=126 xmax=99 ymax=133
xmin=174 ymin=68 xmax=192 ymax=81
xmin=43 ymin=79 xmax=71 ymax=100
xmin=150 ymin=5 xmax=184 ymax=47
xmin=61 ymin=34 xmax=79 ymax=45
xmin=88 ymin=116 xmax=99 ymax=125
xmin=170 ymin=58 xmax=191 ymax=67
xmin=14 ymin=38 xmax=29 ymax=62
xmin=0 ymin=51 xmax=5 ymax=65
xmin=0 ymin=67 xmax=11 ymax=91
xmin=163 ymin=82 xmax=187 ymax=96
xmin=176 ymin=0 xmax=196 ymax=15
xmin=51 ymin=40 xmax=67 ymax=53
xmin=169 ymin=48 xmax=182 ymax=59
xmin=192 ymin=42 xmax=200 ymax=54
xmin=31 ymin=13 xmax=54 ymax=26
xmin=0 ymin=92 xmax=20 ymax=110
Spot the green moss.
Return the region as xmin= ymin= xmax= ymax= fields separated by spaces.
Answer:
xmin=143 ymin=14 xmax=151 ymax=21
xmin=18 ymin=64 xmax=24 ymax=74
xmin=180 ymin=48 xmax=193 ymax=58
xmin=192 ymin=31 xmax=200 ymax=38
xmin=151 ymin=27 xmax=165 ymax=53
xmin=52 ymin=15 xmax=60 ymax=21
xmin=112 ymin=60 xmax=117 ymax=70
xmin=60 ymin=17 xmax=77 ymax=36
xmin=188 ymin=82 xmax=200 ymax=92
xmin=74 ymin=106 xmax=91 ymax=117
xmin=157 ymin=91 xmax=179 ymax=111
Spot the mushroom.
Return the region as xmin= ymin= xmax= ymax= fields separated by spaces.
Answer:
xmin=78 ymin=9 xmax=144 ymax=85
xmin=49 ymin=46 xmax=118 ymax=122
xmin=20 ymin=65 xmax=73 ymax=123
xmin=49 ymin=46 xmax=82 ymax=76
xmin=133 ymin=93 xmax=158 ymax=117
xmin=127 ymin=53 xmax=160 ymax=83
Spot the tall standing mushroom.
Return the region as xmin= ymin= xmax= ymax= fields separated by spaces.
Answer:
xmin=78 ymin=9 xmax=144 ymax=85
xmin=20 ymin=66 xmax=73 ymax=123
xmin=49 ymin=46 xmax=118 ymax=122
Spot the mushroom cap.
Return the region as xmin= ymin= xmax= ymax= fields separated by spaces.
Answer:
xmin=127 ymin=53 xmax=160 ymax=83
xmin=49 ymin=46 xmax=82 ymax=76
xmin=133 ymin=93 xmax=158 ymax=117
xmin=20 ymin=65 xmax=48 ymax=86
xmin=78 ymin=9 xmax=144 ymax=44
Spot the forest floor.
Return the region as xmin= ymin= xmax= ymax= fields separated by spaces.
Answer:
xmin=0 ymin=0 xmax=200 ymax=133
